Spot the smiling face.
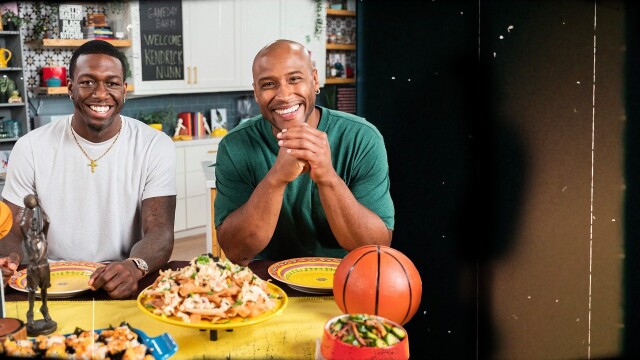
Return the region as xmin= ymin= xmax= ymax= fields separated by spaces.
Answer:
xmin=68 ymin=53 xmax=127 ymax=138
xmin=252 ymin=40 xmax=320 ymax=134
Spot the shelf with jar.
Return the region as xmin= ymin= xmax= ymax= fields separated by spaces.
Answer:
xmin=0 ymin=29 xmax=29 ymax=148
xmin=27 ymin=38 xmax=134 ymax=95
xmin=325 ymin=1 xmax=356 ymax=85
xmin=326 ymin=9 xmax=356 ymax=17
xmin=26 ymin=39 xmax=132 ymax=48
xmin=33 ymin=83 xmax=134 ymax=95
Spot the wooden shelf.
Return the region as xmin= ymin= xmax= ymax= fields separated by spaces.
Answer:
xmin=326 ymin=43 xmax=356 ymax=51
xmin=34 ymin=84 xmax=134 ymax=95
xmin=0 ymin=102 xmax=25 ymax=107
xmin=327 ymin=9 xmax=356 ymax=17
xmin=325 ymin=77 xmax=356 ymax=85
xmin=28 ymin=39 xmax=132 ymax=48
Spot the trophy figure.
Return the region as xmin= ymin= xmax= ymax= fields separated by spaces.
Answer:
xmin=20 ymin=195 xmax=56 ymax=336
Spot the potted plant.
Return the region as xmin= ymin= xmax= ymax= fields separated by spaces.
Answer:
xmin=31 ymin=2 xmax=59 ymax=39
xmin=0 ymin=75 xmax=16 ymax=102
xmin=139 ymin=108 xmax=177 ymax=136
xmin=314 ymin=0 xmax=324 ymax=40
xmin=2 ymin=8 xmax=26 ymax=31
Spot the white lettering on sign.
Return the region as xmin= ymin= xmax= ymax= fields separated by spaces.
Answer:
xmin=146 ymin=6 xmax=178 ymax=19
xmin=60 ymin=19 xmax=82 ymax=39
xmin=59 ymin=4 xmax=83 ymax=20
xmin=143 ymin=34 xmax=183 ymax=46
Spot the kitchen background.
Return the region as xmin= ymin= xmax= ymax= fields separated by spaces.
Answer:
xmin=2 ymin=0 xmax=640 ymax=359
xmin=18 ymin=1 xmax=262 ymax=134
xmin=15 ymin=0 xmax=352 ymax=136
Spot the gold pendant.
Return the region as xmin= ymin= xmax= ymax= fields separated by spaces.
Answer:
xmin=88 ymin=160 xmax=97 ymax=173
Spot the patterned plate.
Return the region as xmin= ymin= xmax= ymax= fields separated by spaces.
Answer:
xmin=268 ymin=257 xmax=341 ymax=294
xmin=9 ymin=261 xmax=104 ymax=299
xmin=137 ymin=282 xmax=288 ymax=330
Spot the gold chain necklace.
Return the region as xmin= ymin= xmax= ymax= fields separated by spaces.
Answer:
xmin=70 ymin=120 xmax=122 ymax=173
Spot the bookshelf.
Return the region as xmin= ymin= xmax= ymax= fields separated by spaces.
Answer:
xmin=27 ymin=39 xmax=132 ymax=48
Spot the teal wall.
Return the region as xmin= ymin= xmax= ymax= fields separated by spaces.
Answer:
xmin=29 ymin=90 xmax=260 ymax=133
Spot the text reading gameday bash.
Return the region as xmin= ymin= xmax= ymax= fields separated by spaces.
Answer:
xmin=140 ymin=0 xmax=184 ymax=81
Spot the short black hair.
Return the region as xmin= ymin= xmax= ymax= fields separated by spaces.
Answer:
xmin=69 ymin=40 xmax=127 ymax=79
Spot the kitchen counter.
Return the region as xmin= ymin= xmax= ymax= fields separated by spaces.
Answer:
xmin=173 ymin=136 xmax=220 ymax=236
xmin=172 ymin=135 xmax=222 ymax=147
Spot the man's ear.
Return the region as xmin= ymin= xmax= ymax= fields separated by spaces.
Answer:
xmin=312 ymin=68 xmax=319 ymax=89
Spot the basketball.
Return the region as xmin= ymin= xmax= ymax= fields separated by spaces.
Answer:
xmin=0 ymin=201 xmax=13 ymax=239
xmin=333 ymin=245 xmax=422 ymax=325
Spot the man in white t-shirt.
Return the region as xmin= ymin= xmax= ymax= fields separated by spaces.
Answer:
xmin=0 ymin=40 xmax=177 ymax=299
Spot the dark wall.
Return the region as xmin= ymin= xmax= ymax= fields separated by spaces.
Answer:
xmin=625 ymin=1 xmax=640 ymax=357
xmin=359 ymin=0 xmax=627 ymax=359
xmin=358 ymin=1 xmax=478 ymax=358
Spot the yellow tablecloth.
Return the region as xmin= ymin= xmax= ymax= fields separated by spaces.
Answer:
xmin=7 ymin=296 xmax=341 ymax=359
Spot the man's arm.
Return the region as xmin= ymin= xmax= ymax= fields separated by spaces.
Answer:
xmin=278 ymin=124 xmax=392 ymax=250
xmin=131 ymin=195 xmax=176 ymax=271
xmin=217 ymin=146 xmax=303 ymax=266
xmin=89 ymin=195 xmax=176 ymax=299
xmin=317 ymin=174 xmax=392 ymax=249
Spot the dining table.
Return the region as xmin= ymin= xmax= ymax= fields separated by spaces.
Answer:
xmin=2 ymin=259 xmax=343 ymax=359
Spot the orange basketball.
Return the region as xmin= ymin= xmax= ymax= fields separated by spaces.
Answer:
xmin=333 ymin=245 xmax=422 ymax=325
xmin=0 ymin=201 xmax=12 ymax=239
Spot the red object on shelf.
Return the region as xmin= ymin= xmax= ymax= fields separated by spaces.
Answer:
xmin=41 ymin=66 xmax=67 ymax=87
xmin=177 ymin=112 xmax=193 ymax=136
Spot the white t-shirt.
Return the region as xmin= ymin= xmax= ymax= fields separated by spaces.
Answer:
xmin=2 ymin=115 xmax=177 ymax=262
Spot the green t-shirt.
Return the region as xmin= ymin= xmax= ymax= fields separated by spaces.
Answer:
xmin=214 ymin=106 xmax=394 ymax=260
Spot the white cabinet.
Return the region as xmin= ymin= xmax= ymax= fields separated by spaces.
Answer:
xmin=235 ymin=0 xmax=283 ymax=88
xmin=280 ymin=0 xmax=327 ymax=86
xmin=174 ymin=147 xmax=187 ymax=231
xmin=174 ymin=137 xmax=221 ymax=235
xmin=235 ymin=0 xmax=327 ymax=87
xmin=182 ymin=0 xmax=241 ymax=91
xmin=128 ymin=0 xmax=324 ymax=95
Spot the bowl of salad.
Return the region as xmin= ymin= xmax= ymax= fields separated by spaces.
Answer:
xmin=320 ymin=314 xmax=409 ymax=360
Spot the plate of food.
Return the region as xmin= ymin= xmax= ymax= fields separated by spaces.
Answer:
xmin=268 ymin=257 xmax=341 ymax=294
xmin=137 ymin=255 xmax=288 ymax=330
xmin=9 ymin=261 xmax=104 ymax=299
xmin=0 ymin=322 xmax=177 ymax=359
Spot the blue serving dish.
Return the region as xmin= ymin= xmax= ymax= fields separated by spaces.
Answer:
xmin=2 ymin=325 xmax=178 ymax=359
xmin=129 ymin=327 xmax=178 ymax=360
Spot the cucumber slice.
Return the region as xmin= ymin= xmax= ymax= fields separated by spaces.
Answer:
xmin=365 ymin=330 xmax=379 ymax=340
xmin=385 ymin=332 xmax=400 ymax=346
xmin=391 ymin=326 xmax=406 ymax=339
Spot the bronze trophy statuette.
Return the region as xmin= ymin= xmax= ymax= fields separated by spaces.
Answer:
xmin=21 ymin=194 xmax=56 ymax=336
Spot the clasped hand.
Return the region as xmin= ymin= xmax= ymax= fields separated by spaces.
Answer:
xmin=274 ymin=123 xmax=335 ymax=184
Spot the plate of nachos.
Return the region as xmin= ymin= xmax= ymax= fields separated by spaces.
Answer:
xmin=137 ymin=255 xmax=288 ymax=330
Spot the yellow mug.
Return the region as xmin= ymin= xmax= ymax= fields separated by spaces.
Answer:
xmin=0 ymin=48 xmax=11 ymax=68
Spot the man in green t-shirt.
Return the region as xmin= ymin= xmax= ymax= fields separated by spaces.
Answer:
xmin=214 ymin=39 xmax=394 ymax=266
